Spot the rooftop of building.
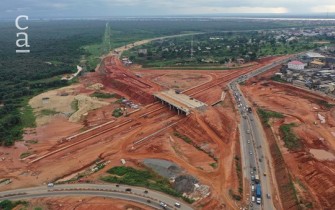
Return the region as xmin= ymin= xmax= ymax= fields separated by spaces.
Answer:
xmin=288 ymin=60 xmax=304 ymax=65
xmin=306 ymin=52 xmax=325 ymax=58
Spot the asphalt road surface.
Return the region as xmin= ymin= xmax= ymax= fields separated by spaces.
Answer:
xmin=0 ymin=183 xmax=193 ymax=210
xmin=229 ymin=56 xmax=294 ymax=210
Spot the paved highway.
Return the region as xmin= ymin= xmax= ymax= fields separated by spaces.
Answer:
xmin=0 ymin=184 xmax=193 ymax=210
xmin=229 ymin=56 xmax=294 ymax=210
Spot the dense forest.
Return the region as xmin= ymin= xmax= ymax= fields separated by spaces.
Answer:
xmin=1 ymin=18 xmax=334 ymax=146
xmin=0 ymin=20 xmax=106 ymax=146
xmin=125 ymin=30 xmax=334 ymax=68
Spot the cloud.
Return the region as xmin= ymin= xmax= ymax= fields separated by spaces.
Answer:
xmin=171 ymin=6 xmax=289 ymax=14
xmin=1 ymin=0 xmax=335 ymax=18
xmin=311 ymin=5 xmax=335 ymax=13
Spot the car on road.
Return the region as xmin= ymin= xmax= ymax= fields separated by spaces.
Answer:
xmin=159 ymin=202 xmax=167 ymax=209
xmin=174 ymin=202 xmax=181 ymax=208
xmin=246 ymin=129 xmax=250 ymax=134
xmin=267 ymin=193 xmax=271 ymax=199
xmin=263 ymin=173 xmax=267 ymax=176
xmin=251 ymin=185 xmax=255 ymax=191
xmin=252 ymin=196 xmax=255 ymax=202
xmin=144 ymin=190 xmax=148 ymax=194
xmin=125 ymin=188 xmax=132 ymax=192
xmin=247 ymin=140 xmax=250 ymax=144
xmin=249 ymin=151 xmax=253 ymax=155
xmin=47 ymin=183 xmax=54 ymax=187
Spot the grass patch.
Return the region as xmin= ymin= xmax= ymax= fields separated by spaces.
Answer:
xmin=229 ymin=189 xmax=242 ymax=201
xmin=234 ymin=155 xmax=243 ymax=195
xmin=0 ymin=200 xmax=28 ymax=210
xmin=112 ymin=108 xmax=123 ymax=118
xmin=257 ymin=108 xmax=284 ymax=126
xmin=316 ymin=100 xmax=334 ymax=109
xmin=279 ymin=123 xmax=301 ymax=150
xmin=209 ymin=162 xmax=218 ymax=169
xmin=91 ymin=92 xmax=116 ymax=99
xmin=71 ymin=99 xmax=79 ymax=112
xmin=20 ymin=151 xmax=32 ymax=159
xmin=174 ymin=132 xmax=192 ymax=144
xmin=26 ymin=139 xmax=38 ymax=144
xmin=271 ymin=75 xmax=287 ymax=83
xmin=39 ymin=109 xmax=59 ymax=116
xmin=102 ymin=166 xmax=194 ymax=204
xmin=21 ymin=104 xmax=36 ymax=128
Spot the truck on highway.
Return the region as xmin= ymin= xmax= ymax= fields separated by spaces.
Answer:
xmin=255 ymin=174 xmax=260 ymax=183
xmin=256 ymin=184 xmax=262 ymax=204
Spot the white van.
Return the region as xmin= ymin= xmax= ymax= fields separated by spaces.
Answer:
xmin=252 ymin=196 xmax=255 ymax=202
xmin=251 ymin=185 xmax=255 ymax=191
xmin=47 ymin=183 xmax=54 ymax=187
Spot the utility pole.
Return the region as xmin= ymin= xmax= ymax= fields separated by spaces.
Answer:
xmin=191 ymin=35 xmax=194 ymax=59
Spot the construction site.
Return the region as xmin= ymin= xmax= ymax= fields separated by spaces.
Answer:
xmin=241 ymin=67 xmax=335 ymax=210
xmin=0 ymin=44 xmax=301 ymax=210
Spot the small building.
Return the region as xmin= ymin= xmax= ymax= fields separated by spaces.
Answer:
xmin=288 ymin=61 xmax=305 ymax=70
xmin=292 ymin=80 xmax=306 ymax=88
xmin=306 ymin=52 xmax=325 ymax=59
xmin=237 ymin=58 xmax=245 ymax=64
xmin=310 ymin=60 xmax=325 ymax=69
xmin=138 ymin=49 xmax=148 ymax=56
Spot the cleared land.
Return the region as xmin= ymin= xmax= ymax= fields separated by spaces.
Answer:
xmin=0 ymin=53 xmax=288 ymax=209
xmin=241 ymin=71 xmax=335 ymax=209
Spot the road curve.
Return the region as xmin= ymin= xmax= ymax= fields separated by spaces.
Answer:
xmin=0 ymin=183 xmax=194 ymax=210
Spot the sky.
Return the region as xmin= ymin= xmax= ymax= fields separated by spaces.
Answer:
xmin=1 ymin=0 xmax=335 ymax=19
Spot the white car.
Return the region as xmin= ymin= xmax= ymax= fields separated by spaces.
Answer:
xmin=250 ymin=151 xmax=253 ymax=155
xmin=159 ymin=202 xmax=167 ymax=208
xmin=252 ymin=196 xmax=255 ymax=202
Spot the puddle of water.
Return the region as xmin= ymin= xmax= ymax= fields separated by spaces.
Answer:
xmin=310 ymin=149 xmax=335 ymax=161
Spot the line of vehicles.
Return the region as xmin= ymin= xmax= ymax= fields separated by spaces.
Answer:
xmin=233 ymin=86 xmax=264 ymax=207
xmin=251 ymin=175 xmax=262 ymax=205
xmin=48 ymin=183 xmax=181 ymax=209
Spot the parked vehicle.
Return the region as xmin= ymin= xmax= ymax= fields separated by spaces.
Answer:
xmin=125 ymin=188 xmax=131 ymax=192
xmin=174 ymin=202 xmax=181 ymax=208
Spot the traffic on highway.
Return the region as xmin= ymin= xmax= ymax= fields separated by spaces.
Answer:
xmin=229 ymin=56 xmax=293 ymax=210
xmin=0 ymin=184 xmax=192 ymax=210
